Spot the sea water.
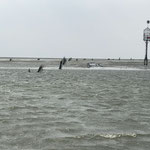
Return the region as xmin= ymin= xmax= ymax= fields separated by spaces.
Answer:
xmin=0 ymin=67 xmax=150 ymax=150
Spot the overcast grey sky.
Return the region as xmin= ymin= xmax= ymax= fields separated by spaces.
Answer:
xmin=0 ymin=0 xmax=149 ymax=58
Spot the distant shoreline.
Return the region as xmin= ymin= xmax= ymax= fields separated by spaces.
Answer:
xmin=0 ymin=57 xmax=144 ymax=60
xmin=0 ymin=57 xmax=149 ymax=69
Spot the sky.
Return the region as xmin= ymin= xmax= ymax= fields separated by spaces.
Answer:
xmin=0 ymin=0 xmax=150 ymax=59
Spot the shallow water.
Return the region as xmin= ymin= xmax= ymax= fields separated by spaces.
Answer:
xmin=0 ymin=68 xmax=150 ymax=150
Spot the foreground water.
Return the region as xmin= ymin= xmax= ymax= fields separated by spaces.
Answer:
xmin=0 ymin=68 xmax=150 ymax=149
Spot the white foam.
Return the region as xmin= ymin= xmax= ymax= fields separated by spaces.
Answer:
xmin=87 ymin=66 xmax=150 ymax=71
xmin=52 ymin=66 xmax=150 ymax=71
xmin=0 ymin=66 xmax=149 ymax=71
xmin=75 ymin=133 xmax=137 ymax=139
xmin=99 ymin=133 xmax=137 ymax=139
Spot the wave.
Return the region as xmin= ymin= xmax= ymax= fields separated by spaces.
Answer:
xmin=0 ymin=66 xmax=150 ymax=71
xmin=87 ymin=67 xmax=150 ymax=71
xmin=73 ymin=133 xmax=137 ymax=139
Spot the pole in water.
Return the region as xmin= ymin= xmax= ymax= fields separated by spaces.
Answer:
xmin=144 ymin=40 xmax=148 ymax=65
xmin=143 ymin=20 xmax=150 ymax=65
xmin=62 ymin=57 xmax=67 ymax=65
xmin=59 ymin=57 xmax=68 ymax=69
xmin=59 ymin=60 xmax=63 ymax=69
xmin=37 ymin=65 xmax=44 ymax=72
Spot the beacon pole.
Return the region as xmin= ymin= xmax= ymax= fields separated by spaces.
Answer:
xmin=143 ymin=20 xmax=150 ymax=66
xmin=144 ymin=40 xmax=148 ymax=65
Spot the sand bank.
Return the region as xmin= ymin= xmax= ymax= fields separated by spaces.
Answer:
xmin=0 ymin=57 xmax=149 ymax=69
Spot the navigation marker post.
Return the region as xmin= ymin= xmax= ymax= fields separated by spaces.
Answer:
xmin=143 ymin=20 xmax=150 ymax=65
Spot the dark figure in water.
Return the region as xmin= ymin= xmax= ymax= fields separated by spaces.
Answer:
xmin=37 ymin=65 xmax=44 ymax=72
xmin=28 ymin=68 xmax=31 ymax=72
xmin=59 ymin=60 xmax=63 ymax=70
xmin=62 ymin=57 xmax=67 ymax=65
xmin=68 ymin=58 xmax=72 ymax=61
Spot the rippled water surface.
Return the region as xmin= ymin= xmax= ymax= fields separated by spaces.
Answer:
xmin=0 ymin=68 xmax=150 ymax=150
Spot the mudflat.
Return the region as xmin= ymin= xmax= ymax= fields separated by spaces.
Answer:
xmin=0 ymin=57 xmax=148 ymax=69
